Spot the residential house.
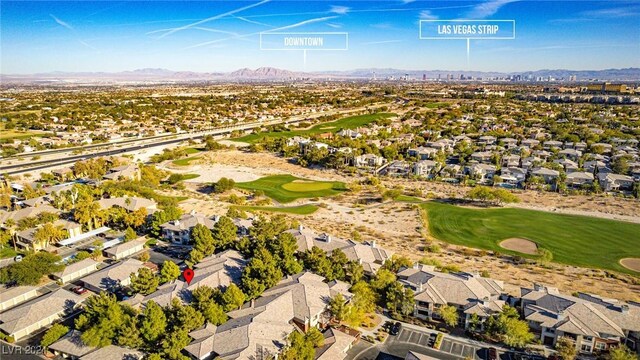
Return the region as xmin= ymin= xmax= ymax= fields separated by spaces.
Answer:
xmin=414 ymin=160 xmax=440 ymax=179
xmin=383 ymin=161 xmax=412 ymax=176
xmin=520 ymin=285 xmax=640 ymax=353
xmin=260 ymin=272 xmax=352 ymax=331
xmin=584 ymin=160 xmax=611 ymax=174
xmin=52 ymin=258 xmax=100 ymax=284
xmin=531 ymin=168 xmax=560 ymax=184
xmin=183 ymin=290 xmax=296 ymax=360
xmin=161 ymin=212 xmax=218 ymax=245
xmin=103 ymin=164 xmax=141 ymax=181
xmin=397 ymin=265 xmax=504 ymax=330
xmin=0 ymin=205 xmax=60 ymax=228
xmin=80 ymin=345 xmax=144 ymax=360
xmin=0 ymin=289 xmax=83 ymax=340
xmin=407 ymin=147 xmax=438 ymax=160
xmin=469 ymin=163 xmax=497 ymax=183
xmin=543 ymin=140 xmax=563 ymax=150
xmin=598 ymin=173 xmax=635 ymax=192
xmin=336 ymin=129 xmax=362 ymax=139
xmin=470 ymin=152 xmax=493 ymax=164
xmin=103 ymin=237 xmax=147 ymax=260
xmin=502 ymin=155 xmax=521 ymax=168
xmin=80 ymin=258 xmax=145 ymax=293
xmin=341 ymin=240 xmax=393 ymax=276
xmin=48 ymin=330 xmax=97 ymax=359
xmin=499 ymin=167 xmax=527 ymax=185
xmin=15 ymin=219 xmax=83 ymax=251
xmin=188 ymin=249 xmax=247 ymax=291
xmin=0 ymin=285 xmax=39 ymax=312
xmin=555 ymin=159 xmax=580 ymax=173
xmin=558 ymin=149 xmax=583 ymax=161
xmin=352 ymin=154 xmax=386 ymax=169
xmin=566 ymin=172 xmax=595 ymax=188
xmin=315 ymin=327 xmax=358 ymax=360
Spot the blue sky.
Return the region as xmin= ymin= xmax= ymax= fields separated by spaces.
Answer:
xmin=1 ymin=0 xmax=639 ymax=73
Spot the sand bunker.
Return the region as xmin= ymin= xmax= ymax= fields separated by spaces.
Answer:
xmin=499 ymin=238 xmax=539 ymax=255
xmin=619 ymin=258 xmax=640 ymax=273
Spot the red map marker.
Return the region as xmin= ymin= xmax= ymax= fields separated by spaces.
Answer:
xmin=183 ymin=268 xmax=194 ymax=285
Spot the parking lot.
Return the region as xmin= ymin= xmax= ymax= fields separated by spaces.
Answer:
xmin=397 ymin=327 xmax=487 ymax=360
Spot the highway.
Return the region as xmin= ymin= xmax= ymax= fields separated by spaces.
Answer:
xmin=0 ymin=104 xmax=390 ymax=175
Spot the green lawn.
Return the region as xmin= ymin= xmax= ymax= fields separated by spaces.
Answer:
xmin=421 ymin=202 xmax=640 ymax=274
xmin=236 ymin=174 xmax=346 ymax=203
xmin=233 ymin=204 xmax=319 ymax=215
xmin=172 ymin=157 xmax=200 ymax=166
xmin=235 ymin=113 xmax=396 ymax=144
xmin=395 ymin=195 xmax=424 ymax=203
xmin=184 ymin=148 xmax=202 ymax=154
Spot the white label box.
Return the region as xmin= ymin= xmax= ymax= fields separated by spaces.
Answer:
xmin=260 ymin=32 xmax=349 ymax=51
xmin=420 ymin=20 xmax=515 ymax=40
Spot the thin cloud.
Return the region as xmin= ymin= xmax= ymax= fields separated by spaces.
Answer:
xmin=330 ymin=6 xmax=350 ymax=15
xmin=327 ymin=23 xmax=342 ymax=29
xmin=419 ymin=10 xmax=438 ymax=20
xmin=233 ymin=16 xmax=274 ymax=28
xmin=580 ymin=5 xmax=640 ymax=18
xmin=183 ymin=15 xmax=337 ymax=50
xmin=151 ymin=0 xmax=270 ymax=38
xmin=50 ymin=14 xmax=73 ymax=30
xmin=401 ymin=0 xmax=416 ymax=4
xmin=361 ymin=40 xmax=404 ymax=45
xmin=465 ymin=0 xmax=518 ymax=19
xmin=77 ymin=40 xmax=98 ymax=51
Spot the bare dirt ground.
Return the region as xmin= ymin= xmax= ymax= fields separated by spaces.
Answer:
xmin=499 ymin=238 xmax=538 ymax=255
xmin=167 ymin=149 xmax=640 ymax=301
xmin=620 ymin=258 xmax=640 ymax=273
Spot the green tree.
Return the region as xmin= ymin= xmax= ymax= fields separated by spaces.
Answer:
xmin=191 ymin=223 xmax=215 ymax=257
xmin=41 ymin=323 xmax=69 ymax=348
xmin=117 ymin=315 xmax=143 ymax=348
xmin=382 ymin=255 xmax=413 ymax=273
xmin=385 ymin=281 xmax=415 ymax=316
xmin=241 ymin=248 xmax=283 ymax=299
xmin=305 ymin=327 xmax=324 ymax=348
xmin=281 ymin=331 xmax=315 ymax=360
xmin=537 ymin=248 xmax=553 ymax=265
xmin=76 ymin=292 xmax=127 ymax=347
xmin=202 ymin=302 xmax=228 ymax=325
xmin=0 ymin=252 xmax=63 ymax=285
xmin=130 ymin=267 xmax=159 ymax=295
xmin=608 ymin=345 xmax=639 ymax=360
xmin=212 ymin=216 xmax=237 ymax=250
xmin=124 ymin=227 xmax=137 ymax=241
xmin=500 ymin=316 xmax=534 ymax=348
xmin=437 ymin=305 xmax=459 ymax=327
xmin=555 ymin=337 xmax=577 ymax=360
xmin=221 ymin=284 xmax=246 ymax=312
xmin=346 ymin=261 xmax=364 ymax=284
xmin=33 ymin=222 xmax=66 ymax=248
xmin=350 ymin=281 xmax=376 ymax=314
xmin=160 ymin=261 xmax=181 ymax=283
xmin=169 ymin=300 xmax=205 ymax=332
xmin=329 ymin=293 xmax=349 ymax=321
xmin=140 ymin=301 xmax=167 ymax=344
xmin=160 ymin=329 xmax=191 ymax=360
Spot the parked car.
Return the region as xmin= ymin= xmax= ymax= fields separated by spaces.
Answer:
xmin=72 ymin=286 xmax=88 ymax=295
xmin=390 ymin=322 xmax=402 ymax=336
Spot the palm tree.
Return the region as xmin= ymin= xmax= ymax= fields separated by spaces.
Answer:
xmin=33 ymin=223 xmax=66 ymax=249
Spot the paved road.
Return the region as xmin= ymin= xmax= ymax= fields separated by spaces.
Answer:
xmin=1 ymin=104 xmax=390 ymax=174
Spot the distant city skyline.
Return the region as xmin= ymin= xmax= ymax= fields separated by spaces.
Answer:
xmin=2 ymin=0 xmax=639 ymax=74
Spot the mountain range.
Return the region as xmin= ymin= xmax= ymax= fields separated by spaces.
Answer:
xmin=2 ymin=67 xmax=639 ymax=83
